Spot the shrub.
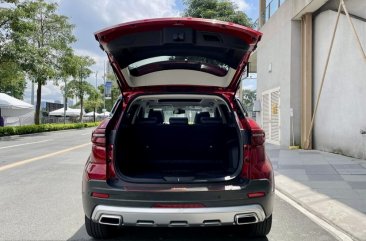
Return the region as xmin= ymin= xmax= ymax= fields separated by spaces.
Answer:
xmin=0 ymin=122 xmax=100 ymax=137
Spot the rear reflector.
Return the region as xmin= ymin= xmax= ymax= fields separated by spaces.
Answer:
xmin=153 ymin=203 xmax=205 ymax=208
xmin=247 ymin=192 xmax=265 ymax=198
xmin=92 ymin=192 xmax=110 ymax=199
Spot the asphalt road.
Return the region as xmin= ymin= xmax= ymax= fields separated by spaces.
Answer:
xmin=0 ymin=128 xmax=338 ymax=241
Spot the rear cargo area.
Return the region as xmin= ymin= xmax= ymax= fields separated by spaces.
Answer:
xmin=114 ymin=95 xmax=242 ymax=182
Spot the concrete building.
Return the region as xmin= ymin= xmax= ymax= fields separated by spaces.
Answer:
xmin=255 ymin=0 xmax=366 ymax=159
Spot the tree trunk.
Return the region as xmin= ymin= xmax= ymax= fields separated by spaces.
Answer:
xmin=93 ymin=107 xmax=96 ymax=122
xmin=34 ymin=80 xmax=42 ymax=125
xmin=80 ymin=96 xmax=83 ymax=122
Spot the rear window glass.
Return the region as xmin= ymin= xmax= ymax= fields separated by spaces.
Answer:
xmin=129 ymin=56 xmax=228 ymax=70
xmin=128 ymin=56 xmax=229 ymax=76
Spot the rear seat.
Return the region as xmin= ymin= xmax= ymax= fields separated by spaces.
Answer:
xmin=126 ymin=118 xmax=227 ymax=162
xmin=169 ymin=117 xmax=188 ymax=125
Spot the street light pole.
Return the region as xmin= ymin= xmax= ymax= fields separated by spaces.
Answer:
xmin=63 ymin=79 xmax=67 ymax=124
xmin=103 ymin=61 xmax=106 ymax=111
xmin=79 ymin=65 xmax=83 ymax=123
xmin=94 ymin=71 xmax=98 ymax=122
xmin=95 ymin=71 xmax=98 ymax=89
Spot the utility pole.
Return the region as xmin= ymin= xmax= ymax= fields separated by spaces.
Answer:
xmin=63 ymin=79 xmax=67 ymax=124
xmin=31 ymin=81 xmax=34 ymax=105
xmin=103 ymin=61 xmax=106 ymax=111
xmin=79 ymin=65 xmax=83 ymax=123
xmin=95 ymin=71 xmax=98 ymax=89
xmin=94 ymin=71 xmax=98 ymax=122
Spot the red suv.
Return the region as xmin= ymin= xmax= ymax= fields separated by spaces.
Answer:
xmin=82 ymin=18 xmax=274 ymax=239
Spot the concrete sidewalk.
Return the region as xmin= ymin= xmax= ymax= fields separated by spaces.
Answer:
xmin=267 ymin=144 xmax=366 ymax=241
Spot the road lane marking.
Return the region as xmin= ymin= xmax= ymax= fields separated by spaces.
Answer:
xmin=0 ymin=143 xmax=91 ymax=172
xmin=81 ymin=133 xmax=91 ymax=136
xmin=276 ymin=189 xmax=354 ymax=241
xmin=0 ymin=139 xmax=53 ymax=150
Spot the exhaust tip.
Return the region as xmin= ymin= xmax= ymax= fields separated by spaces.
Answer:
xmin=235 ymin=213 xmax=258 ymax=225
xmin=99 ymin=214 xmax=122 ymax=226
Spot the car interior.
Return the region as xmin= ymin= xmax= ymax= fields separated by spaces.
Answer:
xmin=114 ymin=95 xmax=242 ymax=182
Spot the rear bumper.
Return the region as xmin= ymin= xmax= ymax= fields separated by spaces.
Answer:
xmin=82 ymin=175 xmax=274 ymax=226
xmin=91 ymin=204 xmax=266 ymax=227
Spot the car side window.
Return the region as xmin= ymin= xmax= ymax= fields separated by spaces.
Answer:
xmin=110 ymin=96 xmax=122 ymax=116
xmin=235 ymin=98 xmax=248 ymax=118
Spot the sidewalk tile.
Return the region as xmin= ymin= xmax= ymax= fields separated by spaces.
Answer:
xmin=278 ymin=169 xmax=307 ymax=175
xmin=300 ymin=181 xmax=351 ymax=189
xmin=355 ymin=190 xmax=366 ymax=199
xmin=336 ymin=169 xmax=366 ymax=175
xmin=299 ymin=156 xmax=329 ymax=165
xmin=313 ymin=188 xmax=360 ymax=199
xmin=332 ymin=164 xmax=363 ymax=169
xmin=341 ymin=175 xmax=366 ymax=182
xmin=306 ymin=174 xmax=343 ymax=181
xmin=334 ymin=198 xmax=366 ymax=213
xmin=305 ymin=165 xmax=338 ymax=174
xmin=266 ymin=149 xmax=280 ymax=158
xmin=348 ymin=182 xmax=366 ymax=189
xmin=278 ymin=164 xmax=305 ymax=169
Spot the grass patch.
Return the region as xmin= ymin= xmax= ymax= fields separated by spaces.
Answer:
xmin=0 ymin=122 xmax=100 ymax=137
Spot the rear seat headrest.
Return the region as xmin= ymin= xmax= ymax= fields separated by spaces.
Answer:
xmin=169 ymin=117 xmax=188 ymax=125
xmin=148 ymin=110 xmax=164 ymax=124
xmin=200 ymin=117 xmax=223 ymax=125
xmin=194 ymin=112 xmax=210 ymax=124
xmin=136 ymin=117 xmax=158 ymax=125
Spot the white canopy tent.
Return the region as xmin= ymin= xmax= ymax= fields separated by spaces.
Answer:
xmin=84 ymin=111 xmax=101 ymax=117
xmin=0 ymin=93 xmax=34 ymax=126
xmin=0 ymin=93 xmax=34 ymax=116
xmin=49 ymin=107 xmax=84 ymax=117
xmin=100 ymin=111 xmax=110 ymax=117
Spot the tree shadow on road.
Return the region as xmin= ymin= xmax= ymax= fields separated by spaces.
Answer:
xmin=68 ymin=225 xmax=269 ymax=241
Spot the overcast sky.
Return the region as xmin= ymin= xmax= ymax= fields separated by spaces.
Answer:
xmin=23 ymin=0 xmax=259 ymax=103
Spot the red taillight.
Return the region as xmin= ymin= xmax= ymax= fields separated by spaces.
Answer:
xmin=241 ymin=128 xmax=273 ymax=182
xmin=86 ymin=128 xmax=115 ymax=180
xmin=152 ymin=203 xmax=205 ymax=208
xmin=91 ymin=192 xmax=110 ymax=199
xmin=251 ymin=130 xmax=265 ymax=146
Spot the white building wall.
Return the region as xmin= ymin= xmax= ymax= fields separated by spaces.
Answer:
xmin=313 ymin=10 xmax=366 ymax=159
xmin=256 ymin=0 xmax=301 ymax=146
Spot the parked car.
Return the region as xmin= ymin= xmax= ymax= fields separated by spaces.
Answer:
xmin=82 ymin=18 xmax=274 ymax=239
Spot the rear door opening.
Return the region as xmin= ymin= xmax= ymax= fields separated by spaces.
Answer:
xmin=113 ymin=94 xmax=243 ymax=183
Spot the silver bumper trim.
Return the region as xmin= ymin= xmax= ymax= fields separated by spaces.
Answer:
xmin=91 ymin=204 xmax=266 ymax=227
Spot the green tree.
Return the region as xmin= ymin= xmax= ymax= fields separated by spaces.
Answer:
xmin=65 ymin=56 xmax=96 ymax=121
xmin=0 ymin=1 xmax=27 ymax=98
xmin=9 ymin=0 xmax=76 ymax=124
xmin=0 ymin=4 xmax=12 ymax=60
xmin=59 ymin=50 xmax=77 ymax=107
xmin=183 ymin=0 xmax=252 ymax=27
xmin=0 ymin=61 xmax=26 ymax=99
xmin=84 ymin=89 xmax=103 ymax=122
xmin=242 ymin=88 xmax=256 ymax=111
